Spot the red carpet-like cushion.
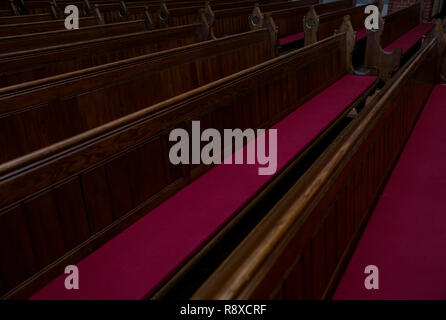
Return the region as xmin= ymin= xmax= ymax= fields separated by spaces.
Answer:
xmin=356 ymin=28 xmax=367 ymax=41
xmin=334 ymin=85 xmax=446 ymax=300
xmin=279 ymin=32 xmax=304 ymax=46
xmin=384 ymin=23 xmax=434 ymax=54
xmin=31 ymin=75 xmax=377 ymax=300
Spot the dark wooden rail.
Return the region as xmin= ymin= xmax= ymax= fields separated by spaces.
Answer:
xmin=0 ymin=19 xmax=149 ymax=53
xmin=0 ymin=28 xmax=273 ymax=163
xmin=0 ymin=22 xmax=211 ymax=87
xmin=191 ymin=29 xmax=445 ymax=300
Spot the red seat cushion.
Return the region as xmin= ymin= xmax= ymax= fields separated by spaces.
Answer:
xmin=31 ymin=74 xmax=377 ymax=300
xmin=384 ymin=23 xmax=434 ymax=54
xmin=334 ymin=85 xmax=446 ymax=299
xmin=356 ymin=28 xmax=367 ymax=41
xmin=279 ymin=32 xmax=304 ymax=46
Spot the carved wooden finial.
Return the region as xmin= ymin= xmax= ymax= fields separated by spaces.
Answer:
xmin=158 ymin=1 xmax=170 ymax=28
xmin=50 ymin=1 xmax=60 ymax=19
xmin=249 ymin=3 xmax=264 ymax=30
xmin=83 ymin=0 xmax=92 ymax=16
xmin=119 ymin=0 xmax=129 ymax=20
xmin=264 ymin=13 xmax=279 ymax=57
xmin=303 ymin=6 xmax=319 ymax=46
xmin=144 ymin=6 xmax=154 ymax=30
xmin=202 ymin=1 xmax=214 ymax=29
xmin=364 ymin=10 xmax=401 ymax=81
xmin=198 ymin=8 xmax=214 ymax=40
xmin=94 ymin=4 xmax=105 ymax=25
xmin=337 ymin=15 xmax=356 ymax=74
xmin=9 ymin=0 xmax=19 ymax=15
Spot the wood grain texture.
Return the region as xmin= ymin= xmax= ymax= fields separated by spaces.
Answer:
xmin=0 ymin=33 xmax=350 ymax=299
xmin=191 ymin=35 xmax=442 ymax=300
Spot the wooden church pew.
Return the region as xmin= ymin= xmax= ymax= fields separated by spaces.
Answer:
xmin=0 ymin=21 xmax=212 ymax=87
xmin=248 ymin=0 xmax=355 ymax=54
xmin=304 ymin=2 xmax=372 ymax=46
xmin=0 ymin=12 xmax=55 ymax=25
xmin=0 ymin=28 xmax=275 ymax=163
xmin=334 ymin=86 xmax=446 ymax=300
xmin=0 ymin=29 xmax=378 ymax=300
xmin=97 ymin=0 xmax=263 ymax=25
xmin=191 ymin=23 xmax=446 ymax=300
xmin=0 ymin=16 xmax=102 ymax=37
xmin=365 ymin=1 xmax=435 ymax=81
xmin=203 ymin=0 xmax=317 ymax=38
xmin=0 ymin=17 xmax=151 ymax=54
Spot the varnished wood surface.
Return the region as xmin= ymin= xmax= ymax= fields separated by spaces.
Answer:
xmin=0 ymin=33 xmax=350 ymax=299
xmin=0 ymin=22 xmax=208 ymax=87
xmin=191 ymin=36 xmax=441 ymax=300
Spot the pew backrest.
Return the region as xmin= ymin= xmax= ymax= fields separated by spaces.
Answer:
xmin=0 ymin=19 xmax=148 ymax=53
xmin=0 ymin=22 xmax=211 ymax=87
xmin=0 ymin=28 xmax=274 ymax=163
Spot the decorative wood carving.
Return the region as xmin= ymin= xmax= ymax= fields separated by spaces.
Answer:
xmin=9 ymin=0 xmax=19 ymax=15
xmin=119 ymin=0 xmax=129 ymax=21
xmin=158 ymin=0 xmax=170 ymax=28
xmin=144 ymin=6 xmax=154 ymax=30
xmin=304 ymin=6 xmax=319 ymax=46
xmin=50 ymin=0 xmax=60 ymax=19
xmin=94 ymin=4 xmax=104 ymax=25
xmin=202 ymin=1 xmax=215 ymax=28
xmin=83 ymin=0 xmax=92 ymax=16
xmin=336 ymin=15 xmax=355 ymax=74
xmin=199 ymin=8 xmax=214 ymax=40
xmin=364 ymin=11 xmax=401 ymax=81
xmin=264 ymin=13 xmax=279 ymax=57
xmin=249 ymin=3 xmax=264 ymax=31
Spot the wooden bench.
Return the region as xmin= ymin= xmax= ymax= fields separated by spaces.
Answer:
xmin=0 ymin=15 xmax=102 ymax=37
xmin=0 ymin=28 xmax=274 ymax=163
xmin=0 ymin=20 xmax=212 ymax=87
xmin=0 ymin=12 xmax=55 ymax=25
xmin=304 ymin=2 xmax=373 ymax=46
xmin=365 ymin=1 xmax=435 ymax=81
xmin=248 ymin=0 xmax=355 ymax=54
xmin=190 ymin=21 xmax=446 ymax=300
xmin=201 ymin=0 xmax=317 ymax=38
xmin=0 ymin=17 xmax=152 ymax=54
xmin=334 ymin=83 xmax=446 ymax=299
xmin=0 ymin=28 xmax=378 ymax=299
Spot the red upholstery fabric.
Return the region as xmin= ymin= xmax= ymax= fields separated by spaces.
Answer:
xmin=31 ymin=75 xmax=377 ymax=300
xmin=384 ymin=23 xmax=434 ymax=54
xmin=356 ymin=28 xmax=367 ymax=41
xmin=334 ymin=85 xmax=446 ymax=300
xmin=279 ymin=32 xmax=304 ymax=46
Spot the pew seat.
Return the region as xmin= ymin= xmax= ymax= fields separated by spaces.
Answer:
xmin=356 ymin=28 xmax=367 ymax=41
xmin=278 ymin=32 xmax=304 ymax=46
xmin=31 ymin=74 xmax=377 ymax=300
xmin=334 ymin=84 xmax=446 ymax=299
xmin=384 ymin=23 xmax=434 ymax=54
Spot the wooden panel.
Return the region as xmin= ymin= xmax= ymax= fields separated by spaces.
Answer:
xmin=24 ymin=192 xmax=66 ymax=269
xmin=81 ymin=166 xmax=114 ymax=234
xmin=54 ymin=179 xmax=91 ymax=250
xmin=0 ymin=206 xmax=37 ymax=294
xmin=0 ymin=29 xmax=271 ymax=163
